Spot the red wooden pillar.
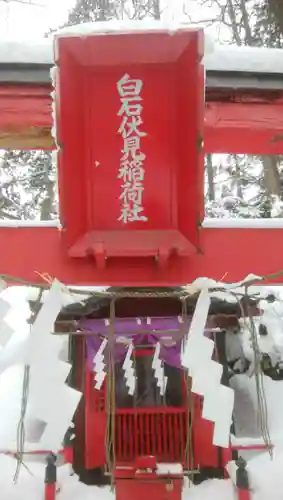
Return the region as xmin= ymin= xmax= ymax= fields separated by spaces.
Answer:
xmin=236 ymin=457 xmax=251 ymax=500
xmin=44 ymin=453 xmax=57 ymax=500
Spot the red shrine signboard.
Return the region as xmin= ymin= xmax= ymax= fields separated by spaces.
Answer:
xmin=55 ymin=29 xmax=204 ymax=271
xmin=1 ymin=27 xmax=283 ymax=285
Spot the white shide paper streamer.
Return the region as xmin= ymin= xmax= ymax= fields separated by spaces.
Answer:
xmin=26 ymin=280 xmax=82 ymax=451
xmin=122 ymin=343 xmax=136 ymax=395
xmin=0 ymin=280 xmax=82 ymax=453
xmin=152 ymin=342 xmax=167 ymax=396
xmin=181 ymin=285 xmax=235 ymax=448
xmin=93 ymin=338 xmax=108 ymax=390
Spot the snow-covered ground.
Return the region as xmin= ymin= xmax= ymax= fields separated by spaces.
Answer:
xmin=3 ymin=447 xmax=283 ymax=500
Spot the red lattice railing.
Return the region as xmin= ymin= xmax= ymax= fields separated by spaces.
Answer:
xmin=115 ymin=408 xmax=188 ymax=464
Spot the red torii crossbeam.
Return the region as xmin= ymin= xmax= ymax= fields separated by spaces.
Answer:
xmin=0 ymin=27 xmax=283 ymax=286
xmin=1 ymin=89 xmax=283 ymax=154
xmin=0 ymin=222 xmax=282 ymax=285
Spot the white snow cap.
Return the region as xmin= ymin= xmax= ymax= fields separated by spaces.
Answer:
xmin=56 ymin=19 xmax=204 ymax=37
xmin=0 ymin=19 xmax=283 ymax=75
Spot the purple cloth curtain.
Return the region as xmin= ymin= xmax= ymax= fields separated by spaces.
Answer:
xmin=85 ymin=334 xmax=183 ymax=368
xmin=80 ymin=316 xmax=192 ymax=369
xmin=81 ymin=316 xmax=215 ymax=370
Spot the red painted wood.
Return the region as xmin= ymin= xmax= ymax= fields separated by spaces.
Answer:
xmin=0 ymin=86 xmax=51 ymax=129
xmin=115 ymin=474 xmax=183 ymax=500
xmin=44 ymin=483 xmax=56 ymax=500
xmin=84 ymin=368 xmax=106 ymax=468
xmin=56 ymin=31 xmax=204 ymax=264
xmin=0 ymin=85 xmax=283 ymax=154
xmin=237 ymin=489 xmax=251 ymax=500
xmin=205 ymin=101 xmax=283 ymax=154
xmin=0 ymin=225 xmax=282 ymax=285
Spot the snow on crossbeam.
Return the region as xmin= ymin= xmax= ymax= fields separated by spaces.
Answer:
xmin=0 ymin=218 xmax=282 ymax=230
xmin=0 ymin=19 xmax=283 ymax=75
xmin=0 ymin=220 xmax=60 ymax=228
xmin=230 ymin=435 xmax=274 ymax=450
xmin=203 ymin=218 xmax=283 ymax=229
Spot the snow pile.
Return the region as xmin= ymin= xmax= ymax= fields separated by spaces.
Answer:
xmin=0 ymin=38 xmax=51 ymax=64
xmin=3 ymin=452 xmax=283 ymax=500
xmin=0 ymin=455 xmax=114 ymax=500
xmin=239 ymin=298 xmax=283 ymax=370
xmin=189 ymin=450 xmax=283 ymax=500
xmin=230 ymin=373 xmax=283 ymax=447
xmin=0 ymin=19 xmax=283 ymax=75
xmin=226 ymin=298 xmax=283 ymax=443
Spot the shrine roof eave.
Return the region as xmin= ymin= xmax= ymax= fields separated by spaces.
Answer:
xmin=29 ymin=287 xmax=260 ymax=323
xmin=0 ymin=63 xmax=282 ymax=92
